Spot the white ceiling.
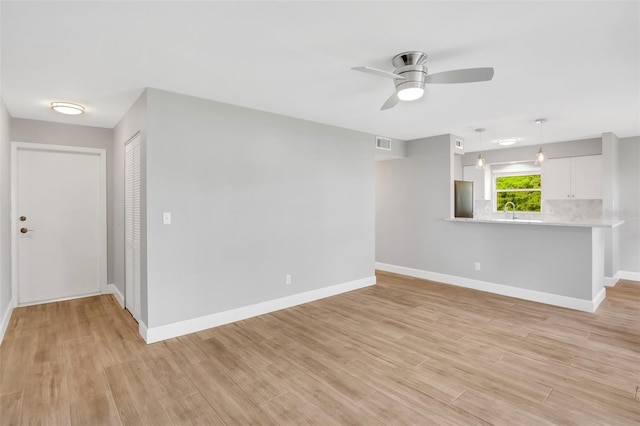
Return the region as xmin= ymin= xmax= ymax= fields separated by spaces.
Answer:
xmin=2 ymin=1 xmax=639 ymax=152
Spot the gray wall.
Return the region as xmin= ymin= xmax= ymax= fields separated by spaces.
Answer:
xmin=144 ymin=88 xmax=375 ymax=328
xmin=462 ymin=137 xmax=602 ymax=166
xmin=602 ymin=132 xmax=620 ymax=277
xmin=376 ymin=134 xmax=452 ymax=269
xmin=10 ymin=119 xmax=115 ymax=283
xmin=113 ymin=90 xmax=148 ymax=322
xmin=0 ymin=100 xmax=11 ymax=326
xmin=376 ymin=134 xmax=594 ymax=300
xmin=453 ymin=154 xmax=463 ymax=181
xmin=618 ymin=136 xmax=640 ymax=273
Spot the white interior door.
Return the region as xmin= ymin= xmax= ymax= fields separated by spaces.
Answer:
xmin=124 ymin=135 xmax=141 ymax=321
xmin=13 ymin=143 xmax=106 ymax=305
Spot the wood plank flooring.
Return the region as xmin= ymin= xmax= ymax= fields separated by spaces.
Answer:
xmin=1 ymin=271 xmax=639 ymax=425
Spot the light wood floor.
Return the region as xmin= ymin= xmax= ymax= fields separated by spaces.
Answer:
xmin=1 ymin=271 xmax=639 ymax=425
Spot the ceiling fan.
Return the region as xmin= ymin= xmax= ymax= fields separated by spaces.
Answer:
xmin=352 ymin=51 xmax=494 ymax=110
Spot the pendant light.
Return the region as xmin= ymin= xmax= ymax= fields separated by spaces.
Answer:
xmin=534 ymin=118 xmax=547 ymax=165
xmin=475 ymin=128 xmax=486 ymax=169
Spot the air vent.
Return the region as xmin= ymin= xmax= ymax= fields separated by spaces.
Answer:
xmin=376 ymin=136 xmax=392 ymax=150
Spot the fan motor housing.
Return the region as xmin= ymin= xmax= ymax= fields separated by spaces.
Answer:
xmin=394 ymin=67 xmax=427 ymax=91
xmin=392 ymin=51 xmax=428 ymax=67
xmin=393 ymin=51 xmax=428 ymax=91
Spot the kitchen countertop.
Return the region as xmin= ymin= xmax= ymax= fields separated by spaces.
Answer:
xmin=445 ymin=217 xmax=624 ymax=228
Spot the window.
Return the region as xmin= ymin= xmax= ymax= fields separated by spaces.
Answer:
xmin=494 ymin=174 xmax=541 ymax=212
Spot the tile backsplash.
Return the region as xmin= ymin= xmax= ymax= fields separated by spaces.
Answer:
xmin=543 ymin=199 xmax=603 ymax=221
xmin=474 ymin=200 xmax=493 ymax=219
xmin=473 ymin=199 xmax=603 ymax=221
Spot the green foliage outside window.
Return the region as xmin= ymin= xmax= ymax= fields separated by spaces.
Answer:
xmin=495 ymin=175 xmax=541 ymax=212
xmin=496 ymin=191 xmax=541 ymax=212
xmin=496 ymin=175 xmax=541 ymax=190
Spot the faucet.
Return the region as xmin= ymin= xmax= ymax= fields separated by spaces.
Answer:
xmin=504 ymin=202 xmax=516 ymax=220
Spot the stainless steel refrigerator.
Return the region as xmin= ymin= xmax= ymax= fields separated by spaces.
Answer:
xmin=454 ymin=180 xmax=474 ymax=218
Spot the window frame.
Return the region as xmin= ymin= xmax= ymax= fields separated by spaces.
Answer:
xmin=492 ymin=170 xmax=542 ymax=213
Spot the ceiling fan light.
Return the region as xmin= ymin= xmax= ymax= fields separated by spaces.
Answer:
xmin=397 ymin=87 xmax=424 ymax=101
xmin=50 ymin=102 xmax=85 ymax=115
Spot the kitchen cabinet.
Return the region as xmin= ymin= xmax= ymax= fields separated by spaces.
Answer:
xmin=542 ymin=155 xmax=602 ymax=200
xmin=463 ymin=165 xmax=486 ymax=200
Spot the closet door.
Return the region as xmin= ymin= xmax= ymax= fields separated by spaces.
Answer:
xmin=124 ymin=135 xmax=141 ymax=322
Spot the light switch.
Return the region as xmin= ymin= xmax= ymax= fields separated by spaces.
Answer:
xmin=163 ymin=212 xmax=171 ymax=225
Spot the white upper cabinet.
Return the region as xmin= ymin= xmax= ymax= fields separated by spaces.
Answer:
xmin=542 ymin=157 xmax=572 ymax=200
xmin=542 ymin=155 xmax=602 ymax=200
xmin=463 ymin=165 xmax=486 ymax=200
xmin=572 ymin=155 xmax=602 ymax=199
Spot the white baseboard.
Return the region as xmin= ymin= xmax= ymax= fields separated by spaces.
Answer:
xmin=618 ymin=270 xmax=640 ymax=281
xmin=139 ymin=321 xmax=148 ymax=342
xmin=17 ymin=292 xmax=102 ymax=307
xmin=106 ymin=283 xmax=125 ymax=308
xmin=592 ymin=287 xmax=606 ymax=311
xmin=375 ymin=262 xmax=603 ymax=313
xmin=604 ymin=272 xmax=619 ymax=287
xmin=0 ymin=300 xmax=14 ymax=344
xmin=143 ymin=275 xmax=376 ymax=344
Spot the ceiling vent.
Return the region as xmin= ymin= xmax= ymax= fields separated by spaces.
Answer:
xmin=376 ymin=136 xmax=392 ymax=150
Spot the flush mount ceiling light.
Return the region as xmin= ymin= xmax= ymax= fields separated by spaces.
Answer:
xmin=475 ymin=128 xmax=486 ymax=169
xmin=534 ymin=118 xmax=548 ymax=166
xmin=497 ymin=138 xmax=518 ymax=146
xmin=50 ymin=102 xmax=85 ymax=115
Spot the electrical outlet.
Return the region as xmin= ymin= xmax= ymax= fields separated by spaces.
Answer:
xmin=285 ymin=274 xmax=292 ymax=285
xmin=475 ymin=262 xmax=481 ymax=271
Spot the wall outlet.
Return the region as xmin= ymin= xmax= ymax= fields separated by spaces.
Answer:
xmin=475 ymin=262 xmax=481 ymax=271
xmin=162 ymin=212 xmax=172 ymax=225
xmin=285 ymin=274 xmax=292 ymax=285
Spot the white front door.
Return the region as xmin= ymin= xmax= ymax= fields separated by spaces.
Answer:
xmin=13 ymin=143 xmax=107 ymax=305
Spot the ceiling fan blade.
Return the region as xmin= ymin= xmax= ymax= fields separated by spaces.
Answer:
xmin=425 ymin=67 xmax=494 ymax=84
xmin=380 ymin=92 xmax=400 ymax=110
xmin=352 ymin=66 xmax=406 ymax=80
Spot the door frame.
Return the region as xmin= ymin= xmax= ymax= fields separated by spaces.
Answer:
xmin=11 ymin=142 xmax=108 ymax=307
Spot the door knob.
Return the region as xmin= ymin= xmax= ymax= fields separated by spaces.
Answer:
xmin=20 ymin=227 xmax=35 ymax=233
